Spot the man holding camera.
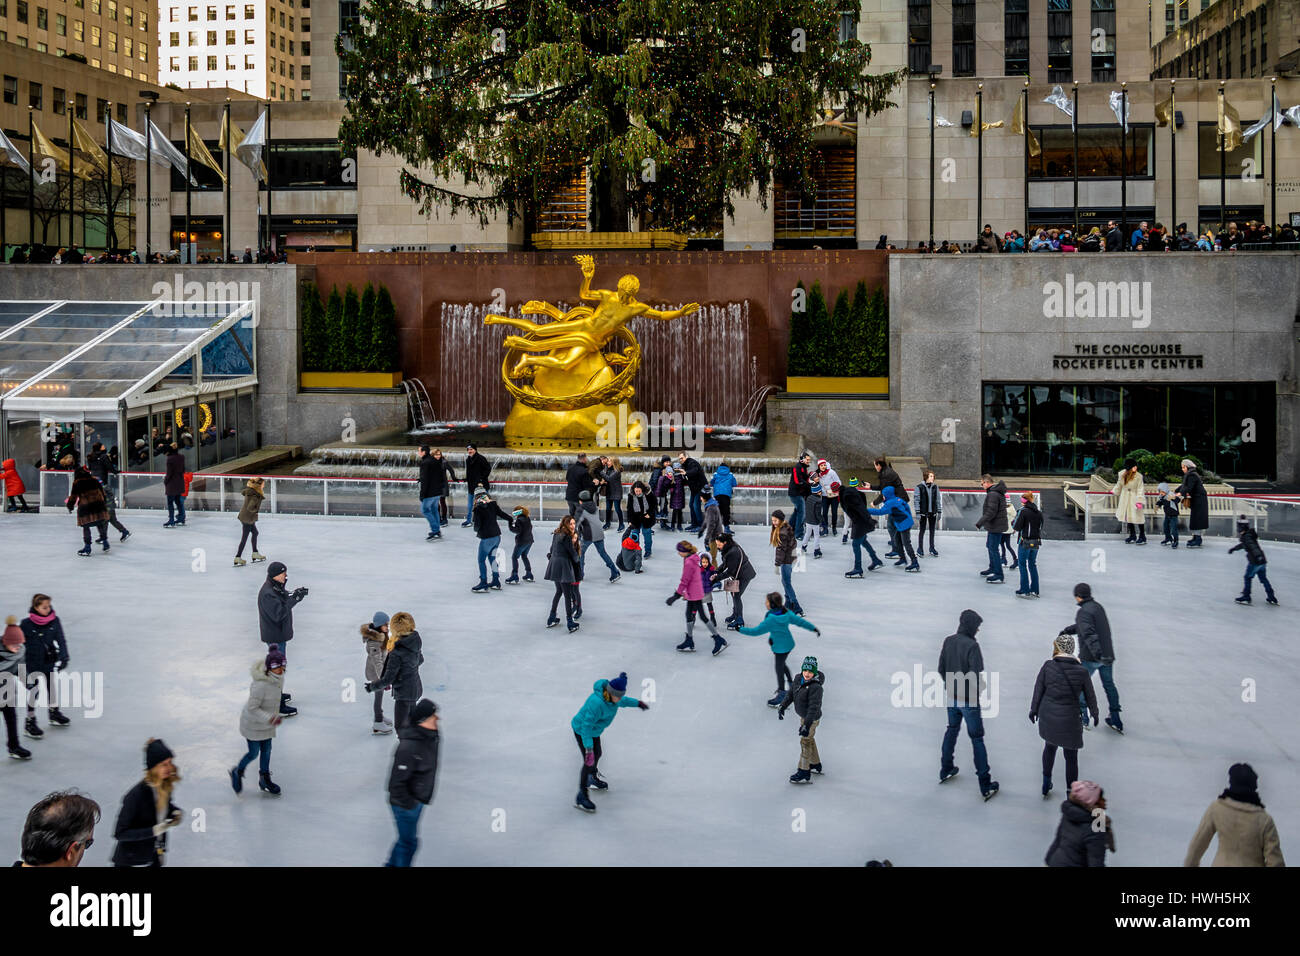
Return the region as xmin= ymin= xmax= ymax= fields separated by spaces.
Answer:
xmin=258 ymin=561 xmax=308 ymax=717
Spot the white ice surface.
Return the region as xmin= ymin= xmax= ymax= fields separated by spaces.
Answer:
xmin=0 ymin=510 xmax=1295 ymax=867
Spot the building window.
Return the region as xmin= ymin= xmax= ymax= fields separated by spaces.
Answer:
xmin=339 ymin=0 xmax=359 ymax=34
xmin=278 ymin=10 xmax=284 ymax=27
xmin=244 ymin=3 xmax=253 ymax=17
xmin=15 ymin=0 xmax=26 ymax=22
xmin=170 ymin=8 xmax=178 ymax=20
xmin=90 ymin=23 xmax=99 ymax=45
xmin=107 ymin=0 xmax=115 ymax=19
xmin=1047 ymin=0 xmax=1072 ymax=82
xmin=279 ymin=84 xmax=285 ymax=100
xmin=288 ymin=39 xmax=293 ymax=54
xmin=2 ymin=76 xmax=17 ymax=106
xmin=301 ymin=64 xmax=310 ymax=80
xmin=288 ymin=63 xmax=294 ymax=79
xmin=37 ymin=41 xmax=48 ymax=52
xmin=208 ymin=5 xmax=217 ymax=19
xmin=188 ymin=55 xmax=198 ymax=70
xmin=278 ymin=35 xmax=284 ymax=51
xmin=270 ymin=140 xmax=358 ymax=188
xmin=188 ymin=5 xmax=198 ymax=20
xmin=1249 ymin=12 xmax=1256 ymax=73
xmin=37 ymin=5 xmax=46 ymax=29
xmin=170 ymin=56 xmax=179 ymax=70
xmin=301 ymin=40 xmax=309 ymax=55
xmin=116 ymin=102 xmax=126 ymax=122
xmin=124 ymin=35 xmax=131 ymax=56
xmin=107 ymin=30 xmax=116 ymax=52
xmin=950 ymin=0 xmax=975 ymax=76
xmin=269 ymin=54 xmax=276 ymax=70
xmin=56 ymin=12 xmax=65 ymax=35
xmin=207 ymin=29 xmax=216 ymax=43
xmin=301 ymin=90 xmax=309 ymax=100
xmin=244 ymin=53 xmax=254 ymax=68
xmin=288 ymin=15 xmax=293 ymax=31
xmin=124 ymin=6 xmax=132 ymax=27
xmin=74 ymin=92 xmax=86 ymax=118
xmin=1197 ymin=121 xmax=1262 ymax=177
xmin=170 ymin=30 xmax=179 ymax=45
xmin=28 ymin=81 xmax=42 ymax=110
xmin=1239 ymin=22 xmax=1246 ymax=75
xmin=1090 ymin=0 xmax=1116 ymax=82
xmin=52 ymin=86 xmax=65 ymax=113
xmin=1260 ymin=6 xmax=1267 ymax=65
xmin=269 ymin=29 xmax=275 ymax=45
xmin=279 ymin=61 xmax=285 ymax=75
xmin=95 ymin=96 xmax=107 ymax=122
xmin=244 ymin=28 xmax=253 ymax=42
xmin=140 ymin=45 xmax=146 ymax=62
xmin=90 ymin=0 xmax=98 ymax=12
xmin=225 ymin=29 xmax=234 ymax=43
xmin=1028 ymin=125 xmax=1154 ymax=179
xmin=226 ymin=54 xmax=236 ymax=68
xmin=301 ymin=17 xmax=308 ymax=31
xmin=907 ymin=0 xmax=931 ymax=75
xmin=73 ymin=19 xmax=82 ymax=40
xmin=205 ymin=54 xmax=215 ymax=69
xmin=1004 ymin=0 xmax=1028 ymax=76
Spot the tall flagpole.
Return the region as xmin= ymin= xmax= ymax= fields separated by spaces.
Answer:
xmin=1170 ymin=81 xmax=1176 ymax=236
xmin=266 ymin=102 xmax=273 ymax=257
xmin=1023 ymin=80 xmax=1029 ymax=241
xmin=1071 ymin=81 xmax=1079 ymax=235
xmin=224 ymin=98 xmax=231 ymax=262
xmin=185 ymin=102 xmax=192 ymax=263
xmin=145 ymin=101 xmax=153 ymax=262
xmin=929 ymin=83 xmax=935 ymax=251
xmin=68 ymin=107 xmax=75 ymax=251
xmin=27 ymin=107 xmax=35 ymax=251
xmin=1120 ymin=82 xmax=1127 ymax=243
xmin=976 ymin=83 xmax=983 ymax=243
xmin=106 ymin=101 xmax=114 ymax=253
xmin=1271 ymin=77 xmax=1277 ymax=248
xmin=1218 ymin=82 xmax=1226 ymax=236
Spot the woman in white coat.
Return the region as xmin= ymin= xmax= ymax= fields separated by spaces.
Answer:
xmin=229 ymin=644 xmax=286 ymax=796
xmin=1111 ymin=458 xmax=1146 ymax=544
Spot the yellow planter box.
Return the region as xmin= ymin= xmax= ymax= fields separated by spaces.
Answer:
xmin=300 ymin=372 xmax=403 ymax=389
xmin=786 ymin=376 xmax=889 ymax=395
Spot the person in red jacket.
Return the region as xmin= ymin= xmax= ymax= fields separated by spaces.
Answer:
xmin=2 ymin=459 xmax=31 ymax=512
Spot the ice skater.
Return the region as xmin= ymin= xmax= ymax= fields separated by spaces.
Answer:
xmin=384 ymin=698 xmax=440 ymax=866
xmin=545 ymin=515 xmax=583 ymax=632
xmin=111 ymin=739 xmax=182 ymax=868
xmin=1030 ymin=632 xmax=1098 ymax=798
xmin=699 ymin=487 xmax=724 ymax=563
xmin=2 ymin=457 xmax=32 ymax=512
xmin=625 ymin=480 xmax=657 ymax=558
xmin=715 ymin=532 xmax=756 ymax=630
xmin=815 ymin=459 xmax=841 ymax=536
xmin=577 ymin=490 xmax=620 ymax=583
xmin=768 ymin=510 xmax=805 ymax=615
xmin=710 ymin=461 xmax=735 ymax=532
xmin=938 ymin=610 xmax=999 ymax=800
xmin=617 ymin=529 xmax=643 ymax=574
xmin=504 ymin=505 xmax=534 ymax=584
xmin=570 ymin=671 xmax=648 ymax=813
xmin=669 ymin=541 xmax=726 ymax=656
xmin=867 ymin=486 xmax=918 ymax=571
xmin=1012 ymin=492 xmax=1042 ymax=597
xmin=1111 ymin=458 xmax=1147 ymax=545
xmin=1229 ymin=516 xmax=1278 ymax=606
xmin=1183 ymin=763 xmax=1285 ymax=867
xmin=364 ymin=612 xmax=424 ymax=730
xmin=470 ymin=490 xmax=512 ymax=592
xmin=1045 ymin=780 xmax=1113 ymax=867
xmin=361 ymin=611 xmax=393 ymax=734
xmin=257 ymin=561 xmax=307 ymax=716
xmin=840 ymin=477 xmax=883 ymax=577
xmin=229 ymin=644 xmax=286 ymax=796
xmin=162 ymin=443 xmax=187 ymax=527
xmin=698 ymin=552 xmax=720 ymax=629
xmin=416 ymin=444 xmax=446 ymax=540
xmin=1174 ymin=459 xmax=1208 ymax=548
xmin=738 ymin=592 xmax=819 ymax=707
xmin=233 ymin=477 xmax=266 ymax=567
xmin=22 ymin=593 xmax=71 ymax=738
xmin=2 ymin=617 xmax=31 ymax=760
xmin=1155 ymin=482 xmax=1180 ymax=547
xmin=913 ymin=469 xmax=942 ymax=556
xmin=777 ymin=656 xmax=825 ymax=783
xmin=66 ymin=462 xmax=110 ymax=556
xmin=87 ymin=443 xmax=130 ymax=540
xmin=975 ymin=475 xmax=1010 ymax=582
xmin=1063 ymin=583 xmax=1123 ymax=733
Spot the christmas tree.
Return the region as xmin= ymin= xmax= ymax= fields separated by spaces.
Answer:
xmin=337 ymin=0 xmax=902 ymax=233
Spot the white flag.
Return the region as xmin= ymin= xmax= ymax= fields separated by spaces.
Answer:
xmin=1285 ymin=104 xmax=1300 ymax=128
xmin=0 ymin=126 xmax=33 ymax=179
xmin=236 ymin=110 xmax=268 ymax=184
xmin=106 ymin=117 xmax=195 ymax=183
xmin=926 ymin=100 xmax=953 ymax=128
xmin=1107 ymin=90 xmax=1130 ymax=132
xmin=1043 ymin=85 xmax=1075 ymax=130
xmin=1244 ymin=92 xmax=1286 ymax=142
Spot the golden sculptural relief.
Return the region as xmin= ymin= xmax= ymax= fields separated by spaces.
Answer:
xmin=484 ymin=255 xmax=700 ymax=450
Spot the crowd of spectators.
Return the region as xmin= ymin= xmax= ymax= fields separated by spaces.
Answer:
xmin=914 ymin=219 xmax=1297 ymax=254
xmin=5 ymin=244 xmax=290 ymax=264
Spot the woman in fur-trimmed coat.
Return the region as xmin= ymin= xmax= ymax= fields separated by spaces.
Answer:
xmin=361 ymin=612 xmax=393 ymax=734
xmin=66 ymin=464 xmax=110 ymax=555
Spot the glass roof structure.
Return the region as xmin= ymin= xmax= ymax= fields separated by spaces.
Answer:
xmin=0 ymin=299 xmax=257 ymax=413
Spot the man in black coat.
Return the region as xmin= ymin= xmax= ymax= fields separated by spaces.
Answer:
xmin=872 ymin=457 xmax=908 ymax=556
xmin=1063 ymin=582 xmax=1121 ymax=733
xmin=840 ymin=477 xmax=883 ymax=576
xmin=416 ymin=445 xmax=446 ymax=540
xmin=786 ymin=452 xmax=813 ymax=538
xmin=258 ymin=561 xmax=307 ymax=714
xmin=565 ymin=453 xmax=595 ymax=516
xmin=462 ymin=444 xmax=492 ymax=526
xmin=975 ymin=474 xmax=1009 ymax=582
xmin=677 ymin=452 xmax=706 ymax=530
xmin=1105 ymin=220 xmax=1124 ymax=252
xmin=383 ymin=698 xmax=439 ymax=867
xmin=162 ymin=444 xmax=187 ymax=528
xmin=937 ymin=610 xmax=998 ymax=799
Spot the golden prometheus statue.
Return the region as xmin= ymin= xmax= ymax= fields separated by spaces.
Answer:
xmin=484 ymin=254 xmax=700 ymax=450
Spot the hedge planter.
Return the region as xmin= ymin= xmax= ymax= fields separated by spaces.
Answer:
xmin=786 ymin=376 xmax=888 ymax=398
xmin=300 ymin=372 xmax=403 ymax=390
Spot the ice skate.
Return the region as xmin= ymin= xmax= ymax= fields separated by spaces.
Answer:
xmin=258 ymin=771 xmax=281 ymax=795
xmin=546 ymin=617 xmax=560 ymax=628
xmin=789 ymin=769 xmax=813 ymax=784
xmin=981 ymin=782 xmax=1000 ymax=801
xmin=809 ymin=763 xmax=823 ymax=774
xmin=573 ymin=607 xmax=583 ymax=621
xmin=523 ymin=573 xmax=535 ymax=582
xmin=845 ymin=569 xmax=864 ymax=579
xmin=120 ymin=530 xmax=131 ymax=542
xmin=1105 ymin=716 xmax=1124 ymax=734
xmin=905 ymin=562 xmax=920 ymax=572
xmin=8 ymin=745 xmax=32 ymax=760
xmin=929 ymin=549 xmax=939 ymax=557
xmin=76 ymin=545 xmax=92 ymax=556
xmin=574 ymin=791 xmax=597 ymax=813
xmin=711 ymin=636 xmax=728 ymax=656
xmin=48 ymin=709 xmax=70 ymax=726
xmin=490 ymin=576 xmax=502 ymax=590
xmin=767 ymin=690 xmax=787 ymax=708
xmin=675 ymin=635 xmax=696 ymax=652
xmin=24 ymin=718 xmax=43 ymax=739
xmin=867 ymin=559 xmax=885 ymax=571
xmin=1042 ymin=776 xmax=1053 ymax=798
xmin=586 ymin=770 xmax=609 ymax=791
xmin=471 ymin=582 xmax=491 ymax=593
xmin=229 ymin=767 xmax=243 ymax=794
xmin=1235 ymin=595 xmax=1251 ymax=605
xmin=504 ymin=575 xmax=519 ymax=585
xmin=372 ymin=721 xmax=394 ymax=735
xmin=1266 ymin=596 xmax=1279 ymax=605
xmin=100 ymin=539 xmax=110 ymax=553
xmin=251 ymin=552 xmax=266 ymax=562
xmin=939 ymin=766 xmax=960 ymax=784
xmin=567 ymin=621 xmax=580 ymax=633
xmin=234 ymin=556 xmax=247 ymax=567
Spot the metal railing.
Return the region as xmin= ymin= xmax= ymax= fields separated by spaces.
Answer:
xmin=1082 ymin=491 xmax=1300 ymax=542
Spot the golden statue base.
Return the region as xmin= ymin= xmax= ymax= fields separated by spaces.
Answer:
xmin=502 ymin=401 xmax=643 ymax=452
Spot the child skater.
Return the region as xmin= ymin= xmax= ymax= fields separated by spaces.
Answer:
xmin=505 ymin=505 xmax=534 ymax=584
xmin=669 ymin=541 xmax=727 ymax=656
xmin=738 ymin=592 xmax=819 ymax=708
xmin=698 ymin=552 xmax=719 ymax=630
xmin=619 ymin=529 xmax=644 ymax=574
xmin=867 ymin=488 xmax=919 ymax=571
xmin=1230 ymin=516 xmax=1278 ymax=606
xmin=1156 ymin=482 xmax=1180 ymax=548
xmin=233 ymin=477 xmax=266 ymax=567
xmin=777 ymin=656 xmax=825 ymax=783
xmin=570 ymin=671 xmax=649 ymax=813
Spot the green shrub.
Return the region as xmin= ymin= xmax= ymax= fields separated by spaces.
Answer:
xmin=300 ymin=281 xmax=326 ymax=372
xmin=324 ymin=286 xmax=346 ymax=372
xmin=1113 ymin=450 xmax=1204 ymax=484
xmin=357 ymin=282 xmax=377 ymax=369
xmin=371 ymin=284 xmax=399 ymax=372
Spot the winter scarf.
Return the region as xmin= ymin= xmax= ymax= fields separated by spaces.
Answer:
xmin=29 ymin=610 xmax=56 ymax=626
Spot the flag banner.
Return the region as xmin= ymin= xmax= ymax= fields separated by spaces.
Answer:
xmin=1107 ymin=91 xmax=1130 ymax=132
xmin=1285 ymin=104 xmax=1300 ymax=128
xmin=969 ymin=97 xmax=1004 ymax=138
xmin=1154 ymin=95 xmax=1174 ymax=128
xmin=1217 ymin=95 xmax=1243 ymax=151
xmin=73 ymin=120 xmax=123 ymax=185
xmin=926 ymin=100 xmax=953 ymax=128
xmin=234 ymin=110 xmax=269 ymax=184
xmin=1043 ymin=85 xmax=1075 ymax=129
xmin=1010 ymin=97 xmax=1041 ymax=157
xmin=0 ymin=126 xmax=33 ymax=177
xmin=32 ymin=122 xmax=98 ymax=181
xmin=188 ymin=123 xmax=226 ymax=181
xmin=1244 ymin=92 xmax=1286 ymax=141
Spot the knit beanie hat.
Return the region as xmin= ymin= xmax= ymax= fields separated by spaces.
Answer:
xmin=1054 ymin=632 xmax=1076 ymax=656
xmin=412 ymin=698 xmax=438 ymax=723
xmin=372 ymin=611 xmax=390 ymax=629
xmin=1228 ymin=762 xmax=1258 ymax=793
xmin=1123 ymin=458 xmax=1136 ymax=470
xmin=267 ymin=561 xmax=287 ymax=579
xmin=848 ymin=477 xmax=860 ymax=487
xmin=579 ymin=490 xmax=592 ymax=501
xmin=800 ymin=656 xmax=818 ymax=675
xmin=1069 ymin=779 xmax=1102 ymax=809
xmin=145 ymin=738 xmax=174 ymax=770
xmin=608 ymin=672 xmax=628 ymax=696
xmin=771 ymin=509 xmax=786 ymax=522
xmin=1157 ymin=482 xmax=1171 ymax=495
xmin=676 ymin=540 xmax=697 ymax=555
xmin=265 ymin=644 xmax=287 ymax=670
xmin=2 ymin=616 xmax=24 ymax=651
xmin=1073 ymin=582 xmax=1091 ymax=600
xmin=830 ymin=481 xmax=841 ymax=494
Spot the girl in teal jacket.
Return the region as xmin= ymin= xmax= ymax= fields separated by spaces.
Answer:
xmin=738 ymin=592 xmax=820 ymax=707
xmin=570 ymin=672 xmax=648 ymax=813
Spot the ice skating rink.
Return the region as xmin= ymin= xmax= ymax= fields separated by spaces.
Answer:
xmin=1 ymin=510 xmax=1294 ymax=866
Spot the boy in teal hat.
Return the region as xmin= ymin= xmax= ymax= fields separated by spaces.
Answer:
xmin=778 ymin=656 xmax=826 ymax=783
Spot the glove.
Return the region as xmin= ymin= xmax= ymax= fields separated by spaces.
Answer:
xmin=637 ymin=701 xmax=649 ymax=711
xmin=1028 ymin=712 xmax=1037 ymax=723
xmin=364 ymin=682 xmax=373 ymax=693
xmin=666 ymin=593 xmax=681 ymax=606
xmin=292 ymin=587 xmax=309 ymax=601
xmin=1093 ymin=715 xmax=1099 ymax=727
xmin=584 ymin=749 xmax=595 ymax=767
xmin=814 ymin=628 xmax=821 ymax=637
xmin=777 ymin=709 xmax=786 ymax=721
xmin=798 ymin=724 xmax=810 ymax=737
xmin=768 ymin=638 xmax=774 ymax=647
xmin=271 ymin=715 xmax=282 ymax=726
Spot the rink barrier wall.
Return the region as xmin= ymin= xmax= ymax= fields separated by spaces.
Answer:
xmin=29 ymin=471 xmax=1300 ymax=542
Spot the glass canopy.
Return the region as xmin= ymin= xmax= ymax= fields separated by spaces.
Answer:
xmin=0 ymin=299 xmax=257 ymax=412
